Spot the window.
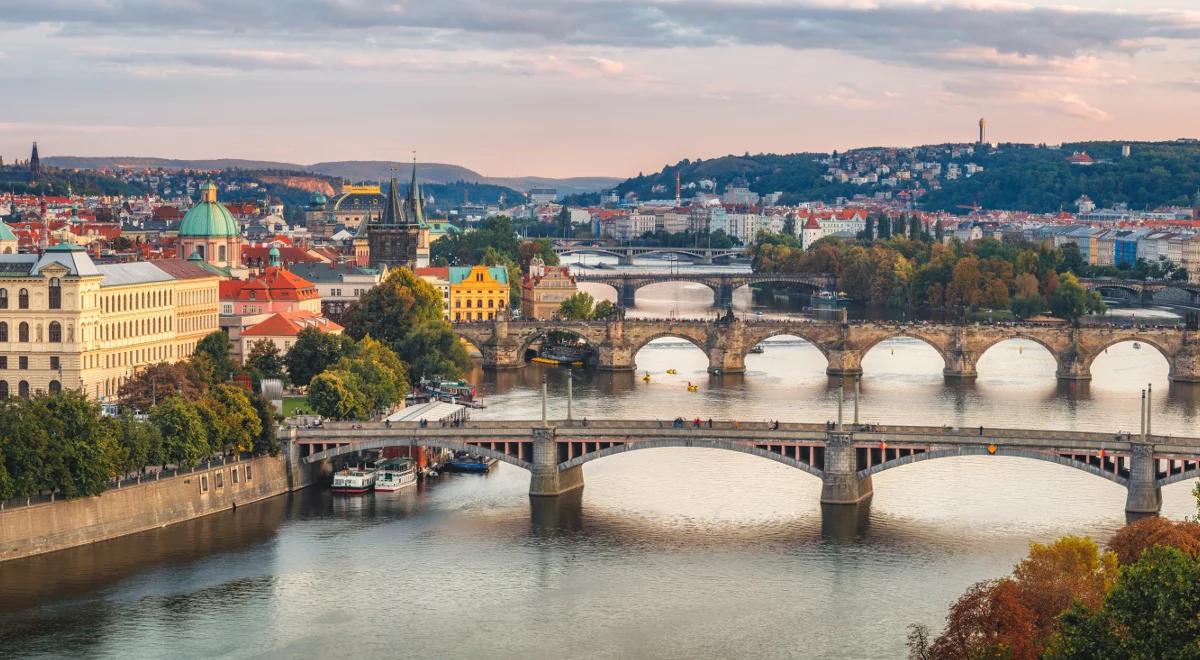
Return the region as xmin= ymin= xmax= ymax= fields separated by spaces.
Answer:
xmin=18 ymin=357 xmax=27 ymax=370
xmin=0 ymin=357 xmax=5 ymax=369
xmin=17 ymin=322 xmax=27 ymax=342
xmin=18 ymin=289 xmax=28 ymax=309
xmin=0 ymin=322 xmax=6 ymax=342
xmin=200 ymin=474 xmax=209 ymax=493
xmin=18 ymin=381 xmax=28 ymax=398
xmin=0 ymin=288 xmax=6 ymax=309
xmin=48 ymin=278 xmax=61 ymax=309
xmin=245 ymin=464 xmax=252 ymax=481
xmin=0 ymin=381 xmax=6 ymax=399
xmin=48 ymin=321 xmax=61 ymax=343
xmin=48 ymin=380 xmax=61 ymax=393
xmin=49 ymin=356 xmax=59 ymax=370
xmin=215 ymin=471 xmax=224 ymax=488
xmin=232 ymin=468 xmax=239 ymax=484
xmin=218 ymin=245 xmax=226 ymax=262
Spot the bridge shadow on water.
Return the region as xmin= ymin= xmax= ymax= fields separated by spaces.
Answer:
xmin=820 ymin=502 xmax=873 ymax=543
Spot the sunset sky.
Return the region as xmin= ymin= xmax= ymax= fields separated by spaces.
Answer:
xmin=1 ymin=0 xmax=1198 ymax=178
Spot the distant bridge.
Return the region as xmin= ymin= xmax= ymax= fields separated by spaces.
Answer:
xmin=290 ymin=419 xmax=1200 ymax=514
xmin=553 ymin=242 xmax=747 ymax=266
xmin=453 ymin=317 xmax=1200 ymax=381
xmin=1080 ymin=278 xmax=1200 ymax=305
xmin=573 ymin=271 xmax=834 ymax=307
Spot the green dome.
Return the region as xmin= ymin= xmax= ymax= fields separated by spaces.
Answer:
xmin=0 ymin=221 xmax=16 ymax=241
xmin=179 ymin=184 xmax=239 ymax=238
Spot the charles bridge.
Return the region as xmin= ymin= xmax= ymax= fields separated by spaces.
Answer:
xmin=453 ymin=316 xmax=1200 ymax=382
xmin=291 ymin=419 xmax=1200 ymax=515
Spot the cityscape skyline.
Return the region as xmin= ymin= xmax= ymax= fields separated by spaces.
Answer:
xmin=2 ymin=0 xmax=1199 ymax=177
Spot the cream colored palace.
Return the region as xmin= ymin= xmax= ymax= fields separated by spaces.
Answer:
xmin=0 ymin=243 xmax=219 ymax=401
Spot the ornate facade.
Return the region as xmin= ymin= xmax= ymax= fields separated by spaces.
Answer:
xmin=354 ymin=164 xmax=430 ymax=269
xmin=520 ymin=256 xmax=577 ymax=319
xmin=178 ymin=183 xmax=242 ymax=270
xmin=0 ymin=244 xmax=219 ymax=401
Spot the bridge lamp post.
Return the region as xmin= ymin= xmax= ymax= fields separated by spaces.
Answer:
xmin=853 ymin=375 xmax=861 ymax=427
xmin=541 ymin=373 xmax=549 ymax=427
xmin=836 ymin=381 xmax=844 ymax=431
xmin=566 ymin=371 xmax=574 ymax=422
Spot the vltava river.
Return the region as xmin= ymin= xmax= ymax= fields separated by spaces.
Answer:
xmin=2 ymin=268 xmax=1197 ymax=659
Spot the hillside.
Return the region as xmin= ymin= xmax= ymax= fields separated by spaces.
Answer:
xmin=43 ymin=157 xmax=621 ymax=197
xmin=613 ymin=141 xmax=1200 ymax=213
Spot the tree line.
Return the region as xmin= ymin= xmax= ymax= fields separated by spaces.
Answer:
xmin=908 ymin=486 xmax=1200 ymax=658
xmin=0 ymin=334 xmax=276 ymax=503
xmin=752 ymin=233 xmax=1107 ymax=321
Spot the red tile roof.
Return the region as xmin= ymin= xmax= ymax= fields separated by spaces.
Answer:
xmin=242 ymin=311 xmax=343 ymax=337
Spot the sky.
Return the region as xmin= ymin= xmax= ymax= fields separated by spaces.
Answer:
xmin=0 ymin=0 xmax=1198 ymax=178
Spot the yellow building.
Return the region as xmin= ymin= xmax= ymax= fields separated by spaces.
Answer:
xmin=449 ymin=265 xmax=509 ymax=322
xmin=0 ymin=243 xmax=220 ymax=401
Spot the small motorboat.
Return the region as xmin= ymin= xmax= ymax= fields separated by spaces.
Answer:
xmin=749 ymin=344 xmax=764 ymax=354
xmin=1133 ymin=342 xmax=1142 ymax=350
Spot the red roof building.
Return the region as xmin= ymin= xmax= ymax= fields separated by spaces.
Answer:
xmin=237 ymin=311 xmax=343 ymax=364
xmin=220 ymin=266 xmax=322 ymax=316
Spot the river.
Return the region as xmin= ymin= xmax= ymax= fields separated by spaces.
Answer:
xmin=2 ymin=259 xmax=1198 ymax=659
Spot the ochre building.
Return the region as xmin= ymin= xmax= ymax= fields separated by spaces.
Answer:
xmin=0 ymin=243 xmax=219 ymax=402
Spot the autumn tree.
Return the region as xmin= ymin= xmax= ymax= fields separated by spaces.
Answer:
xmin=117 ymin=361 xmax=207 ymax=412
xmin=1106 ymin=515 xmax=1200 ymax=566
xmin=924 ymin=579 xmax=1037 ymax=659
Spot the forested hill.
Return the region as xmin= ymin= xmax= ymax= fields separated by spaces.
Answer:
xmin=614 ymin=141 xmax=1200 ymax=213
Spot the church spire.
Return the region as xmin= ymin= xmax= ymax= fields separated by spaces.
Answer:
xmin=381 ymin=175 xmax=405 ymax=226
xmin=407 ymin=153 xmax=425 ymax=227
xmin=30 ymin=141 xmax=40 ymax=177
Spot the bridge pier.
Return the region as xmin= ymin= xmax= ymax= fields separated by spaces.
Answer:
xmin=618 ymin=254 xmax=635 ymax=266
xmin=707 ymin=348 xmax=745 ymax=375
xmin=820 ymin=432 xmax=873 ymax=505
xmin=715 ymin=283 xmax=735 ymax=308
xmin=595 ymin=343 xmax=636 ymax=371
xmin=1125 ymin=443 xmax=1161 ymax=515
xmin=529 ymin=427 xmax=584 ymax=497
xmin=1055 ymin=355 xmax=1092 ymax=382
xmin=1170 ymin=350 xmax=1200 ymax=383
xmin=942 ymin=350 xmax=978 ymax=379
xmin=825 ymin=349 xmax=863 ymax=378
xmin=619 ymin=283 xmax=637 ymax=308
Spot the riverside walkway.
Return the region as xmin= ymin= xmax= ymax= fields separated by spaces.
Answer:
xmin=290 ymin=419 xmax=1200 ymax=515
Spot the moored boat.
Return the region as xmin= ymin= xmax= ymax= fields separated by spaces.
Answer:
xmin=332 ymin=466 xmax=377 ymax=494
xmin=443 ymin=451 xmax=498 ymax=474
xmin=374 ymin=459 xmax=417 ymax=492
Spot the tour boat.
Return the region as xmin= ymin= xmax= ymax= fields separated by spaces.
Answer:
xmin=331 ymin=466 xmax=377 ymax=494
xmin=373 ymin=459 xmax=417 ymax=492
xmin=443 ymin=452 xmax=498 ymax=474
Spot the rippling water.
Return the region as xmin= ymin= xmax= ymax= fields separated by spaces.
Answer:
xmin=2 ymin=268 xmax=1197 ymax=659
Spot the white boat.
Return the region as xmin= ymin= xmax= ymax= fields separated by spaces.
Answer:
xmin=374 ymin=459 xmax=417 ymax=492
xmin=332 ymin=466 xmax=377 ymax=494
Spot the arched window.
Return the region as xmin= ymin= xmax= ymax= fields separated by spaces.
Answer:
xmin=48 ymin=321 xmax=62 ymax=343
xmin=48 ymin=277 xmax=61 ymax=309
xmin=18 ymin=288 xmax=28 ymax=309
xmin=0 ymin=381 xmax=7 ymax=399
xmin=218 ymin=245 xmax=227 ymax=262
xmin=0 ymin=288 xmax=7 ymax=309
xmin=18 ymin=381 xmax=29 ymax=398
xmin=18 ymin=322 xmax=28 ymax=343
xmin=48 ymin=380 xmax=61 ymax=394
xmin=0 ymin=322 xmax=6 ymax=342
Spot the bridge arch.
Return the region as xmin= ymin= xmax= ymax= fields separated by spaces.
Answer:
xmin=973 ymin=335 xmax=1062 ymax=377
xmin=556 ymin=247 xmax=628 ymax=261
xmin=859 ymin=333 xmax=950 ymax=371
xmin=1084 ymin=337 xmax=1174 ymax=381
xmin=630 ymin=330 xmax=710 ymax=358
xmin=741 ymin=330 xmax=832 ymax=361
xmin=635 ymin=279 xmax=719 ymax=305
xmin=1159 ymin=467 xmax=1200 ymax=488
xmin=558 ymin=438 xmax=825 ymax=479
xmin=859 ymin=446 xmax=1128 ymax=486
xmin=516 ymin=326 xmax=603 ymax=362
xmin=304 ymin=436 xmax=535 ymax=471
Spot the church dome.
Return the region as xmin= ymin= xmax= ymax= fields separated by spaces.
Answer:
xmin=179 ymin=183 xmax=239 ymax=238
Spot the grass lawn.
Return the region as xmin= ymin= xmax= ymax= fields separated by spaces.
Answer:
xmin=282 ymin=396 xmax=310 ymax=417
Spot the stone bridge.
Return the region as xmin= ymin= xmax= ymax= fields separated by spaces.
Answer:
xmin=453 ymin=317 xmax=1200 ymax=382
xmin=290 ymin=419 xmax=1200 ymax=514
xmin=1080 ymin=278 xmax=1200 ymax=305
xmin=553 ymin=243 xmax=747 ymax=266
xmin=574 ymin=272 xmax=834 ymax=307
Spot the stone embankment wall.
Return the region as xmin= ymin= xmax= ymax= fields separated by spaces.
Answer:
xmin=0 ymin=445 xmax=327 ymax=563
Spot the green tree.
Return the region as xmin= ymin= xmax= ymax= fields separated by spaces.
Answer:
xmin=201 ymin=384 xmax=262 ymax=454
xmin=285 ymin=326 xmax=353 ymax=387
xmin=248 ymin=394 xmax=279 ymax=455
xmin=395 ymin=320 xmax=472 ymax=380
xmin=592 ymin=299 xmax=619 ymax=319
xmin=1049 ymin=547 xmax=1200 ymax=659
xmin=336 ymin=337 xmax=409 ymax=414
xmin=245 ymin=339 xmax=286 ymax=386
xmin=193 ymin=331 xmax=236 ymax=383
xmin=117 ymin=415 xmax=163 ymax=474
xmin=1050 ymin=272 xmax=1100 ymax=320
xmin=151 ymin=395 xmax=210 ymax=468
xmin=558 ymin=292 xmax=596 ymax=320
xmin=782 ymin=214 xmax=796 ymax=238
xmin=36 ymin=391 xmax=120 ymax=497
xmin=307 ymin=370 xmax=368 ymax=420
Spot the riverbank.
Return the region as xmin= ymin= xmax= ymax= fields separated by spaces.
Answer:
xmin=0 ymin=442 xmax=326 ymax=563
